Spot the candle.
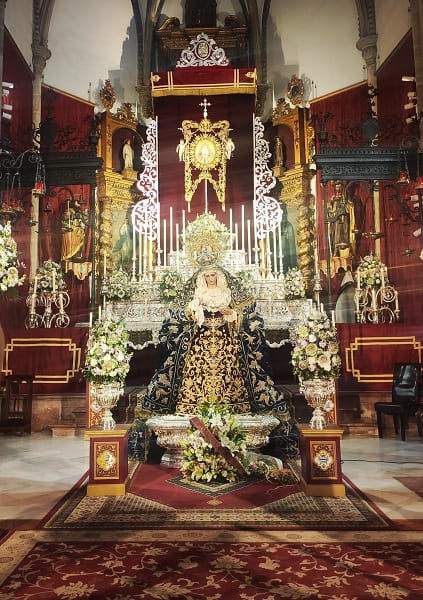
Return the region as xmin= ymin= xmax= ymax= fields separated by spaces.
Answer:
xmin=138 ymin=229 xmax=142 ymax=276
xmin=143 ymin=233 xmax=148 ymax=276
xmin=176 ymin=223 xmax=180 ymax=270
xmin=356 ymin=270 xmax=361 ymax=290
xmin=381 ymin=267 xmax=385 ymax=288
xmin=395 ymin=291 xmax=399 ymax=311
xmin=52 ymin=271 xmax=56 ymax=293
xmin=320 ymin=303 xmax=324 ymax=313
xmin=98 ymin=305 xmax=102 ymax=320
xmin=33 ymin=275 xmax=38 ymax=294
xmin=59 ymin=293 xmax=64 ymax=312
xmin=331 ymin=310 xmax=335 ymax=327
xmin=278 ymin=223 xmax=283 ymax=276
xmin=156 ymin=205 xmax=161 ymax=266
xmin=89 ymin=311 xmax=92 ymax=327
xmin=169 ymin=206 xmax=173 ymax=253
xmin=235 ymin=223 xmax=239 ymax=253
xmin=247 ymin=219 xmax=252 ymax=265
xmin=241 ymin=205 xmax=245 ymax=254
xmin=229 ymin=209 xmax=233 ymax=249
xmin=132 ymin=219 xmax=136 ymax=263
xmin=163 ymin=218 xmax=167 ymax=267
xmin=273 ymin=223 xmax=277 ymax=274
xmin=182 ymin=209 xmax=186 ymax=250
xmin=31 ymin=292 xmax=36 ymax=312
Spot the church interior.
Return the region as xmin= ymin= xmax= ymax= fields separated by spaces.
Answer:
xmin=1 ymin=1 xmax=423 ymax=597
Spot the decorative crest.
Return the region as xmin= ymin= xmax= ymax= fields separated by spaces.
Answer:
xmin=176 ymin=33 xmax=230 ymax=68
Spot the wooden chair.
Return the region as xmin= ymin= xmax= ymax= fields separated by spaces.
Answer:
xmin=375 ymin=363 xmax=422 ymax=441
xmin=0 ymin=375 xmax=34 ymax=434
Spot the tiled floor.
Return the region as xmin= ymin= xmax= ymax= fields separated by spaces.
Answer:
xmin=0 ymin=430 xmax=422 ymax=528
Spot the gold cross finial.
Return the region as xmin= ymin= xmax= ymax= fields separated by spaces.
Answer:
xmin=199 ymin=97 xmax=211 ymax=119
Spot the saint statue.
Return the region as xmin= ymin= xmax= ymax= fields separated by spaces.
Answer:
xmin=328 ymin=181 xmax=355 ymax=257
xmin=61 ymin=198 xmax=89 ymax=261
xmin=122 ymin=139 xmax=134 ymax=171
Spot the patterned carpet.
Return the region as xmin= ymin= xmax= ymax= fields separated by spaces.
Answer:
xmin=41 ymin=462 xmax=392 ymax=531
xmin=1 ymin=530 xmax=423 ymax=599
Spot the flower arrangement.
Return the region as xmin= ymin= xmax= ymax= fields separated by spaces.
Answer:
xmin=180 ymin=397 xmax=248 ymax=483
xmin=0 ymin=221 xmax=25 ymax=294
xmin=184 ymin=213 xmax=231 ymax=267
xmin=83 ymin=316 xmax=133 ymax=384
xmin=32 ymin=259 xmax=66 ymax=293
xmin=106 ymin=268 xmax=133 ymax=301
xmin=357 ymin=254 xmax=386 ymax=288
xmin=291 ymin=310 xmax=341 ymax=381
xmin=235 ymin=269 xmax=255 ymax=297
xmin=283 ymin=267 xmax=306 ymax=300
xmin=158 ymin=268 xmax=184 ymax=304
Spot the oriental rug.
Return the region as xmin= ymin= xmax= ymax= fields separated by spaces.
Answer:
xmin=41 ymin=462 xmax=392 ymax=531
xmin=1 ymin=529 xmax=423 ymax=599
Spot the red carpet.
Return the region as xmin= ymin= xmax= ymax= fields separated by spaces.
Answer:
xmin=1 ymin=530 xmax=422 ymax=599
xmin=128 ymin=463 xmax=300 ymax=509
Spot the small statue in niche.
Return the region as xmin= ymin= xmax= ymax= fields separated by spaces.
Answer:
xmin=274 ymin=136 xmax=286 ymax=170
xmin=122 ymin=138 xmax=134 ymax=171
xmin=185 ymin=0 xmax=217 ymax=28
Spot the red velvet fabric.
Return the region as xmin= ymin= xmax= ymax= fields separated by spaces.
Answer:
xmin=154 ymin=93 xmax=255 ymax=247
xmin=1 ymin=327 xmax=88 ymax=393
xmin=337 ymin=322 xmax=423 ymax=392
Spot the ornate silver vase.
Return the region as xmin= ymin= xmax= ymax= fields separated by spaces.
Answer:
xmin=91 ymin=382 xmax=123 ymax=430
xmin=299 ymin=378 xmax=336 ymax=430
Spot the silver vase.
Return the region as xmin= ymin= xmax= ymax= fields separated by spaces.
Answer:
xmin=91 ymin=382 xmax=123 ymax=430
xmin=299 ymin=378 xmax=336 ymax=430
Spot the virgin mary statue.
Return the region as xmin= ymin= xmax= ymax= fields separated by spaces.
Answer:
xmin=130 ymin=258 xmax=298 ymax=459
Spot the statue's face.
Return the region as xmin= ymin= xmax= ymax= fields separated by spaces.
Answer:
xmin=204 ymin=272 xmax=217 ymax=287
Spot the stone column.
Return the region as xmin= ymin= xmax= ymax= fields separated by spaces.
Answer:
xmin=29 ymin=43 xmax=51 ymax=278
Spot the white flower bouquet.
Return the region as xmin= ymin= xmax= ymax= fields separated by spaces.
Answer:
xmin=106 ymin=268 xmax=133 ymax=302
xmin=180 ymin=397 xmax=248 ymax=483
xmin=284 ymin=267 xmax=306 ymax=300
xmin=158 ymin=268 xmax=184 ymax=304
xmin=0 ymin=221 xmax=26 ymax=294
xmin=291 ymin=310 xmax=341 ymax=381
xmin=83 ymin=316 xmax=133 ymax=384
xmin=357 ymin=254 xmax=386 ymax=288
xmin=32 ymin=259 xmax=66 ymax=293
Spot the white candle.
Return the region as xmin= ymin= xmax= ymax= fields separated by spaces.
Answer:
xmin=182 ymin=209 xmax=186 ymax=250
xmin=31 ymin=293 xmax=36 ymax=312
xmin=229 ymin=208 xmax=233 ymax=249
xmin=266 ymin=210 xmax=271 ymax=277
xmin=278 ymin=223 xmax=283 ymax=276
xmin=98 ymin=305 xmax=102 ymax=320
xmin=357 ymin=270 xmax=361 ymax=290
xmin=381 ymin=267 xmax=385 ymax=288
xmin=169 ymin=207 xmax=173 ymax=253
xmin=247 ymin=219 xmax=252 ymax=265
xmin=59 ymin=293 xmax=64 ymax=311
xmin=52 ymin=271 xmax=56 ymax=293
xmin=143 ymin=233 xmax=148 ymax=275
xmin=89 ymin=311 xmax=92 ymax=327
xmin=235 ymin=223 xmax=239 ymax=253
xmin=395 ymin=291 xmax=399 ymax=311
xmin=272 ymin=224 xmax=277 ymax=274
xmin=156 ymin=205 xmax=161 ymax=267
xmin=176 ymin=223 xmax=180 ymax=270
xmin=331 ymin=310 xmax=335 ymax=327
xmin=163 ymin=218 xmax=167 ymax=267
xmin=33 ymin=276 xmax=38 ymax=294
xmin=132 ymin=219 xmax=136 ymax=263
xmin=320 ymin=303 xmax=324 ymax=313
xmin=241 ymin=205 xmax=245 ymax=254
xmin=138 ymin=229 xmax=142 ymax=276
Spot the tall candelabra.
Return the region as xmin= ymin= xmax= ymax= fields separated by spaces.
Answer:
xmin=25 ymin=289 xmax=70 ymax=328
xmin=354 ymin=283 xmax=399 ymax=324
